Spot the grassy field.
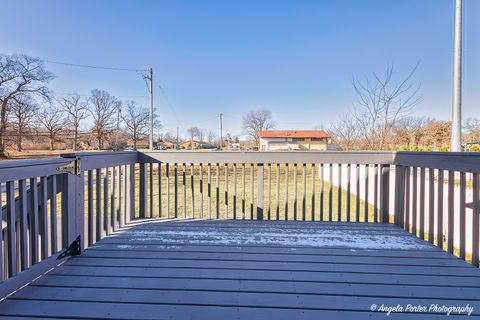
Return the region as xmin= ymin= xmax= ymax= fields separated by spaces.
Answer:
xmin=83 ymin=163 xmax=378 ymax=223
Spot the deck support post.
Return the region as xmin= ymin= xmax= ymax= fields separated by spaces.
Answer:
xmin=257 ymin=163 xmax=264 ymax=220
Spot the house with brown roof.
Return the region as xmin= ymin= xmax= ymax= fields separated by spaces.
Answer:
xmin=259 ymin=130 xmax=332 ymax=151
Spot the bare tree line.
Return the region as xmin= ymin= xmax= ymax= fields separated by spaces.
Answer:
xmin=329 ymin=64 xmax=480 ymax=151
xmin=0 ymin=53 xmax=161 ymax=156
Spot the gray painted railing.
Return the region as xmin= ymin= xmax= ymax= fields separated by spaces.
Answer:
xmin=0 ymin=150 xmax=479 ymax=298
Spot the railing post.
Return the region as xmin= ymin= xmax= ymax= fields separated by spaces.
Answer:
xmin=61 ymin=173 xmax=84 ymax=250
xmin=380 ymin=164 xmax=390 ymax=223
xmin=257 ymin=163 xmax=264 ymax=220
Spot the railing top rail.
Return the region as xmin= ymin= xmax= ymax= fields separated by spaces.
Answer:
xmin=0 ymin=157 xmax=70 ymax=170
xmin=140 ymin=150 xmax=396 ymax=165
xmin=394 ymin=152 xmax=480 ymax=173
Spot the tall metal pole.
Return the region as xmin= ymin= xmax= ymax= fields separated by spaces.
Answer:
xmin=220 ymin=113 xmax=223 ymax=150
xmin=451 ymin=0 xmax=462 ymax=152
xmin=176 ymin=127 xmax=179 ymax=149
xmin=148 ymin=67 xmax=154 ymax=150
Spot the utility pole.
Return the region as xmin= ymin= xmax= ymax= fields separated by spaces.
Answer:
xmin=451 ymin=0 xmax=462 ymax=152
xmin=219 ymin=113 xmax=223 ymax=150
xmin=144 ymin=67 xmax=154 ymax=150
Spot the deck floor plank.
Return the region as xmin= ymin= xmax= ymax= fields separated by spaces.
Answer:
xmin=1 ymin=220 xmax=480 ymax=319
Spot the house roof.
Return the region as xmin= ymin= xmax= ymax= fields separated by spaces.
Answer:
xmin=259 ymin=130 xmax=331 ymax=139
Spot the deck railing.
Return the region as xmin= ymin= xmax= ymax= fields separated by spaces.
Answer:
xmin=0 ymin=150 xmax=479 ymax=297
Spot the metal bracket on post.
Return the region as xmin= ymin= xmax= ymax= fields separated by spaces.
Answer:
xmin=57 ymin=235 xmax=81 ymax=260
xmin=57 ymin=160 xmax=81 ymax=176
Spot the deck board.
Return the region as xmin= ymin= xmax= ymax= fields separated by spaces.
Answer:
xmin=1 ymin=220 xmax=480 ymax=319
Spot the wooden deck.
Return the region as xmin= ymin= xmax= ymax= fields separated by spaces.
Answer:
xmin=0 ymin=220 xmax=480 ymax=319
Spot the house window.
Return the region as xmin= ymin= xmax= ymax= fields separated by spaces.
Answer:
xmin=311 ymin=138 xmax=325 ymax=142
xmin=292 ymin=138 xmax=304 ymax=142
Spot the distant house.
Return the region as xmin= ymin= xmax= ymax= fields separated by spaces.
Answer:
xmin=259 ymin=130 xmax=332 ymax=151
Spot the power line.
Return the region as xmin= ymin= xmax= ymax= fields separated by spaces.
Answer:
xmin=52 ymin=91 xmax=148 ymax=99
xmin=44 ymin=59 xmax=148 ymax=72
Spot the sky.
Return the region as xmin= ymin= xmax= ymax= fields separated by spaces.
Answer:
xmin=1 ymin=0 xmax=479 ymax=139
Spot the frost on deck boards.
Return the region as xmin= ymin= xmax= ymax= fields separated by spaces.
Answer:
xmin=1 ymin=220 xmax=480 ymax=320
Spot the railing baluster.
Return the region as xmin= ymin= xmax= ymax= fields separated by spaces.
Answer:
xmin=293 ymin=163 xmax=297 ymax=221
xmin=242 ymin=163 xmax=246 ymax=220
xmin=18 ymin=179 xmax=28 ymax=269
xmin=419 ymin=168 xmax=426 ymax=238
xmin=149 ymin=163 xmax=153 ymax=218
xmin=207 ymin=163 xmax=211 ymax=219
xmin=267 ymin=163 xmax=271 ymax=220
xmin=436 ymin=170 xmax=444 ymax=249
xmin=285 ymin=163 xmax=289 ymax=220
xmin=311 ymin=163 xmax=316 ymax=222
xmin=250 ymin=163 xmax=254 ymax=219
xmin=428 ymin=168 xmax=435 ymax=243
xmin=328 ymin=163 xmax=333 ymax=222
xmin=39 ymin=177 xmax=48 ymax=260
xmin=364 ymin=164 xmax=369 ymax=223
xmin=257 ymin=163 xmax=264 ymax=221
xmin=120 ymin=165 xmax=126 ymax=227
xmin=87 ymin=170 xmax=93 ymax=246
xmin=216 ymin=163 xmax=220 ymax=219
xmin=190 ymin=163 xmax=194 ymax=218
xmin=129 ymin=164 xmax=135 ymax=222
xmin=355 ymin=164 xmax=360 ymax=222
xmin=412 ymin=167 xmax=418 ymax=236
xmin=96 ymin=169 xmax=102 ymax=240
xmin=166 ymin=163 xmax=170 ymax=219
xmin=346 ymin=164 xmax=351 ymax=222
xmin=374 ymin=164 xmax=379 ymax=223
xmin=30 ymin=177 xmax=39 ymax=264
xmin=225 ymin=164 xmax=229 ymax=219
xmin=183 ymin=163 xmax=186 ymax=219
xmin=319 ymin=163 xmax=324 ymax=221
xmin=459 ymin=171 xmax=466 ymax=259
xmin=337 ymin=164 xmax=342 ymax=221
xmin=110 ymin=167 xmax=116 ymax=231
xmin=6 ymin=181 xmax=17 ymax=277
xmin=404 ymin=167 xmax=411 ymax=231
xmin=174 ymin=163 xmax=178 ymax=219
xmin=447 ymin=170 xmax=455 ymax=253
xmin=158 ymin=163 xmax=162 ymax=218
xmin=302 ymin=163 xmax=306 ymax=221
xmin=233 ymin=163 xmax=237 ymax=220
xmin=276 ymin=163 xmax=280 ymax=220
xmin=117 ymin=166 xmax=122 ymax=226
xmin=103 ymin=168 xmax=109 ymax=235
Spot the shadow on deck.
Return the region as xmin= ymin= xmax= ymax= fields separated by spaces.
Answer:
xmin=0 ymin=220 xmax=479 ymax=319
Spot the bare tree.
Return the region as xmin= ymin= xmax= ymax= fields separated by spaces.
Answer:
xmin=207 ymin=130 xmax=217 ymax=145
xmin=464 ymin=118 xmax=480 ymax=142
xmin=186 ymin=126 xmax=200 ymax=150
xmin=423 ymin=120 xmax=451 ymax=151
xmin=58 ymin=94 xmax=88 ymax=150
xmin=197 ymin=128 xmax=206 ymax=142
xmin=350 ymin=64 xmax=422 ymax=150
xmin=121 ymin=101 xmax=150 ymax=149
xmin=0 ymin=54 xmax=53 ymax=156
xmin=37 ymin=105 xmax=66 ymax=150
xmin=8 ymin=96 xmax=38 ymax=151
xmin=328 ymin=113 xmax=359 ymax=150
xmin=88 ymin=89 xmax=120 ymax=149
xmin=242 ymin=109 xmax=275 ymax=149
xmin=391 ymin=116 xmax=430 ymax=150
